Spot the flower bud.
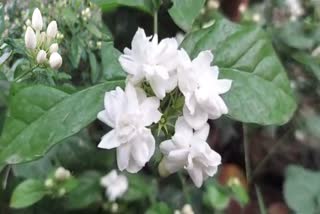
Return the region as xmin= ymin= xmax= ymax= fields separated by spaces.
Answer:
xmin=111 ymin=203 xmax=119 ymax=213
xmin=182 ymin=204 xmax=194 ymax=214
xmin=47 ymin=21 xmax=58 ymax=39
xmin=25 ymin=19 xmax=31 ymax=26
xmin=44 ymin=178 xmax=54 ymax=188
xmin=49 ymin=43 xmax=59 ymax=54
xmin=54 ymin=167 xmax=71 ymax=181
xmin=158 ymin=159 xmax=170 ymax=177
xmin=49 ymin=52 xmax=63 ymax=69
xmin=36 ymin=50 xmax=47 ymax=64
xmin=58 ymin=188 xmax=66 ymax=197
xmin=32 ymin=8 xmax=43 ymax=31
xmin=96 ymin=41 xmax=102 ymax=49
xmin=25 ymin=26 xmax=37 ymax=49
xmin=39 ymin=32 xmax=47 ymax=45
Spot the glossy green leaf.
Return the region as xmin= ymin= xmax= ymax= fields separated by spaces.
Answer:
xmin=169 ymin=0 xmax=205 ymax=32
xmin=284 ymin=165 xmax=320 ymax=213
xmin=181 ymin=18 xmax=296 ymax=125
xmin=93 ymin=0 xmax=153 ymax=14
xmin=10 ymin=179 xmax=46 ymax=209
xmin=0 ymin=80 xmax=124 ymax=169
xmin=292 ymin=52 xmax=320 ymax=82
xmin=88 ymin=51 xmax=100 ymax=84
xmin=101 ymin=41 xmax=126 ymax=81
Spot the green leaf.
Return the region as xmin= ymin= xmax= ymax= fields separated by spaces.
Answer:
xmin=146 ymin=202 xmax=171 ymax=214
xmin=123 ymin=174 xmax=156 ymax=202
xmin=0 ymin=81 xmax=124 ymax=169
xmin=292 ymin=52 xmax=320 ymax=82
xmin=70 ymin=37 xmax=82 ymax=68
xmin=169 ymin=0 xmax=205 ymax=32
xmin=88 ymin=51 xmax=100 ymax=84
xmin=10 ymin=179 xmax=46 ymax=209
xmin=284 ymin=165 xmax=320 ymax=213
xmin=65 ymin=171 xmax=102 ymax=210
xmin=181 ymin=18 xmax=296 ymax=125
xmin=204 ymin=184 xmax=230 ymax=211
xmin=0 ymin=3 xmax=5 ymax=36
xmin=101 ymin=42 xmax=127 ymax=81
xmin=93 ymin=0 xmax=153 ymax=14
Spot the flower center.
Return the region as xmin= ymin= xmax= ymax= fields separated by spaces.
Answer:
xmin=116 ymin=113 xmax=142 ymax=143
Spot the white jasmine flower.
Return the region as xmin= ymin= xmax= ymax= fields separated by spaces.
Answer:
xmin=100 ymin=170 xmax=128 ymax=201
xmin=159 ymin=117 xmax=221 ymax=187
xmin=36 ymin=50 xmax=47 ymax=64
xmin=32 ymin=8 xmax=43 ymax=31
xmin=177 ymin=49 xmax=232 ymax=130
xmin=97 ymin=83 xmax=162 ymax=173
xmin=49 ymin=52 xmax=63 ymax=69
xmin=49 ymin=43 xmax=59 ymax=54
xmin=119 ymin=28 xmax=179 ymax=99
xmin=54 ymin=167 xmax=71 ymax=181
xmin=47 ymin=21 xmax=58 ymax=39
xmin=25 ymin=26 xmax=37 ymax=49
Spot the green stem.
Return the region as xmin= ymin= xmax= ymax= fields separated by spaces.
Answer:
xmin=178 ymin=172 xmax=191 ymax=203
xmin=153 ymin=10 xmax=158 ymax=35
xmin=243 ymin=125 xmax=251 ymax=184
xmin=255 ymin=184 xmax=267 ymax=214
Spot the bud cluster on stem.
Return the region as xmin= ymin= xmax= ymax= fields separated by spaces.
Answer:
xmin=24 ymin=8 xmax=62 ymax=69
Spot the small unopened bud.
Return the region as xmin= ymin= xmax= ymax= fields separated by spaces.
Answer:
xmin=47 ymin=21 xmax=58 ymax=39
xmin=44 ymin=178 xmax=54 ymax=188
xmin=158 ymin=159 xmax=170 ymax=177
xmin=227 ymin=177 xmax=241 ymax=187
xmin=182 ymin=204 xmax=194 ymax=214
xmin=54 ymin=167 xmax=71 ymax=181
xmin=96 ymin=41 xmax=102 ymax=49
xmin=32 ymin=8 xmax=43 ymax=31
xmin=25 ymin=26 xmax=37 ymax=49
xmin=58 ymin=188 xmax=66 ymax=197
xmin=49 ymin=43 xmax=59 ymax=54
xmin=111 ymin=203 xmax=119 ymax=213
xmin=39 ymin=32 xmax=47 ymax=45
xmin=207 ymin=0 xmax=220 ymax=9
xmin=239 ymin=3 xmax=247 ymax=13
xmin=36 ymin=50 xmax=47 ymax=64
xmin=252 ymin=13 xmax=261 ymax=23
xmin=25 ymin=19 xmax=31 ymax=26
xmin=174 ymin=211 xmax=182 ymax=214
xmin=49 ymin=52 xmax=63 ymax=69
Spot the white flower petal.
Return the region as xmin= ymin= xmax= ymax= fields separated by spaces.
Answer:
xmin=97 ymin=110 xmax=115 ymax=128
xmin=125 ymin=83 xmax=139 ymax=112
xmin=215 ymin=79 xmax=232 ymax=94
xmin=194 ymin=123 xmax=210 ymax=141
xmin=98 ymin=130 xmax=121 ymax=149
xmin=187 ymin=165 xmax=204 ymax=188
xmin=183 ymin=105 xmax=208 ymax=130
xmin=148 ymin=76 xmax=167 ymax=99
xmin=117 ymin=143 xmax=131 ymax=171
xmin=192 ymin=50 xmax=213 ymax=69
xmin=140 ymin=97 xmax=162 ymax=126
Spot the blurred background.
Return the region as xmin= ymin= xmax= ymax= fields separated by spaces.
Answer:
xmin=0 ymin=0 xmax=320 ymax=213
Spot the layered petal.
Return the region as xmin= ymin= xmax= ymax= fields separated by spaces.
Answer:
xmin=98 ymin=130 xmax=121 ymax=149
xmin=183 ymin=105 xmax=208 ymax=130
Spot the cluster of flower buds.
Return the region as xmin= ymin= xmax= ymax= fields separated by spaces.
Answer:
xmin=44 ymin=166 xmax=72 ymax=197
xmin=24 ymin=8 xmax=62 ymax=69
xmin=81 ymin=7 xmax=91 ymax=22
xmin=97 ymin=28 xmax=232 ymax=187
xmin=100 ymin=170 xmax=128 ymax=201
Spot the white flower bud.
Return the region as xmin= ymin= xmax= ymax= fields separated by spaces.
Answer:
xmin=58 ymin=188 xmax=66 ymax=197
xmin=49 ymin=43 xmax=59 ymax=54
xmin=182 ymin=204 xmax=194 ymax=214
xmin=39 ymin=32 xmax=47 ymax=45
xmin=47 ymin=21 xmax=58 ymax=39
xmin=32 ymin=8 xmax=43 ymax=31
xmin=54 ymin=166 xmax=71 ymax=181
xmin=49 ymin=52 xmax=63 ymax=69
xmin=36 ymin=50 xmax=47 ymax=64
xmin=158 ymin=159 xmax=170 ymax=177
xmin=111 ymin=203 xmax=119 ymax=213
xmin=44 ymin=179 xmax=54 ymax=188
xmin=97 ymin=41 xmax=102 ymax=49
xmin=25 ymin=19 xmax=31 ymax=26
xmin=25 ymin=26 xmax=37 ymax=49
